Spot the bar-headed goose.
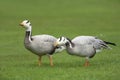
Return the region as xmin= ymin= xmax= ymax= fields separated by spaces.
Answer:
xmin=19 ymin=20 xmax=65 ymax=66
xmin=54 ymin=36 xmax=116 ymax=66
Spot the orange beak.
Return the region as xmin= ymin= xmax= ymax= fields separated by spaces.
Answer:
xmin=19 ymin=23 xmax=24 ymax=26
xmin=54 ymin=42 xmax=58 ymax=47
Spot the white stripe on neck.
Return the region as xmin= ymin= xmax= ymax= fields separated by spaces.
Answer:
xmin=69 ymin=42 xmax=73 ymax=48
xmin=26 ymin=26 xmax=32 ymax=31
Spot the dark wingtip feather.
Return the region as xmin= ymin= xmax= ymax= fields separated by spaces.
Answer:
xmin=104 ymin=41 xmax=116 ymax=46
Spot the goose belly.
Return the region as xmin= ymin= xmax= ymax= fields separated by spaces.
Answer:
xmin=24 ymin=42 xmax=54 ymax=56
xmin=67 ymin=45 xmax=96 ymax=57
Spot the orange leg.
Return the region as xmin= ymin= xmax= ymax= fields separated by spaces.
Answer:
xmin=49 ymin=55 xmax=53 ymax=66
xmin=84 ymin=59 xmax=90 ymax=67
xmin=38 ymin=56 xmax=42 ymax=66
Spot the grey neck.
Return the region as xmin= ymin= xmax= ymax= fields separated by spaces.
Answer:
xmin=24 ymin=31 xmax=32 ymax=44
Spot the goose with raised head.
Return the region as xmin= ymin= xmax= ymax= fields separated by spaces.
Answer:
xmin=19 ymin=20 xmax=65 ymax=66
xmin=54 ymin=36 xmax=116 ymax=66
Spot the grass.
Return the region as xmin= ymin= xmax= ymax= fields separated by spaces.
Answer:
xmin=0 ymin=0 xmax=120 ymax=80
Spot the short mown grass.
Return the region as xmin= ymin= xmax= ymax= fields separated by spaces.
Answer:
xmin=0 ymin=0 xmax=120 ymax=80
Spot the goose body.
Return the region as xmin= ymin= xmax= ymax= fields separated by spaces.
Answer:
xmin=20 ymin=20 xmax=65 ymax=66
xmin=71 ymin=36 xmax=113 ymax=53
xmin=54 ymin=36 xmax=116 ymax=66
xmin=24 ymin=34 xmax=57 ymax=55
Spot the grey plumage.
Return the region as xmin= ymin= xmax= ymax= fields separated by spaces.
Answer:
xmin=24 ymin=32 xmax=56 ymax=55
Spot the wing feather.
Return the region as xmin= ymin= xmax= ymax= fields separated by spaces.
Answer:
xmin=72 ymin=36 xmax=110 ymax=52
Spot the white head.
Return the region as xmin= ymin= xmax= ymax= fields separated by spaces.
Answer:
xmin=54 ymin=36 xmax=73 ymax=48
xmin=19 ymin=20 xmax=32 ymax=31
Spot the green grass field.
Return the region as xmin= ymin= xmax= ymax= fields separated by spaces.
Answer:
xmin=0 ymin=0 xmax=120 ymax=80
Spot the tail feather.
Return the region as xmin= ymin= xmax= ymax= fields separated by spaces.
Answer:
xmin=104 ymin=41 xmax=116 ymax=46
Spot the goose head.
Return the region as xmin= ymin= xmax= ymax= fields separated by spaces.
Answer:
xmin=20 ymin=20 xmax=32 ymax=31
xmin=54 ymin=36 xmax=73 ymax=48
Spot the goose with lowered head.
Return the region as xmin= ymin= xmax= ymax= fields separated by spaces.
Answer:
xmin=54 ymin=36 xmax=116 ymax=66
